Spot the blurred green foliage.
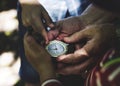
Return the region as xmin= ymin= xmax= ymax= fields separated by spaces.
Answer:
xmin=0 ymin=0 xmax=22 ymax=86
xmin=0 ymin=0 xmax=19 ymax=57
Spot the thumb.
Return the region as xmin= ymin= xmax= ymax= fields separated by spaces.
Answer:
xmin=41 ymin=5 xmax=55 ymax=29
xmin=41 ymin=29 xmax=49 ymax=44
xmin=63 ymin=29 xmax=86 ymax=43
xmin=24 ymin=34 xmax=42 ymax=52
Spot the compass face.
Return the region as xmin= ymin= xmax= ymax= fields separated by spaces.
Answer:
xmin=46 ymin=40 xmax=68 ymax=57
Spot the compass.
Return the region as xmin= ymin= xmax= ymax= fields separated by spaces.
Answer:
xmin=46 ymin=40 xmax=68 ymax=57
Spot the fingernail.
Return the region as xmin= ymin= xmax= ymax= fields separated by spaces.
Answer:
xmin=63 ymin=37 xmax=70 ymax=43
xmin=57 ymin=56 xmax=65 ymax=61
xmin=49 ymin=23 xmax=54 ymax=28
xmin=80 ymin=48 xmax=89 ymax=56
xmin=46 ymin=40 xmax=49 ymax=44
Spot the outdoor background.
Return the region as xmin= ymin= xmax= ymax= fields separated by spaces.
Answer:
xmin=0 ymin=0 xmax=120 ymax=86
xmin=0 ymin=0 xmax=24 ymax=86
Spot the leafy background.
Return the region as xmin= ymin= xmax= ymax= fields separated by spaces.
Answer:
xmin=0 ymin=0 xmax=25 ymax=86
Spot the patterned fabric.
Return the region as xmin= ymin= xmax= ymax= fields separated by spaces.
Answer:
xmin=85 ymin=48 xmax=120 ymax=86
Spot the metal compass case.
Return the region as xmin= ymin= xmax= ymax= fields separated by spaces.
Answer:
xmin=46 ymin=40 xmax=69 ymax=57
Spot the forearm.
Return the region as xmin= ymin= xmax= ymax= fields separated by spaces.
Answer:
xmin=37 ymin=61 xmax=62 ymax=86
xmin=91 ymin=0 xmax=120 ymax=13
xmin=38 ymin=63 xmax=56 ymax=83
xmin=78 ymin=4 xmax=117 ymax=27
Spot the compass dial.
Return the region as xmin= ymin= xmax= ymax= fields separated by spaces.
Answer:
xmin=46 ymin=40 xmax=68 ymax=57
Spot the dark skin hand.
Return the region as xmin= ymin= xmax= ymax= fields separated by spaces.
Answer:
xmin=47 ymin=4 xmax=117 ymax=76
xmin=20 ymin=0 xmax=54 ymax=44
xmin=24 ymin=32 xmax=56 ymax=83
xmin=22 ymin=1 xmax=117 ymax=77
xmin=48 ymin=16 xmax=84 ymax=41
xmin=48 ymin=4 xmax=116 ymax=41
xmin=47 ymin=23 xmax=116 ymax=76
xmin=56 ymin=24 xmax=116 ymax=75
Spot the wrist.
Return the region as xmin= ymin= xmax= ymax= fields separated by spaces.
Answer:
xmin=38 ymin=62 xmax=56 ymax=83
xmin=40 ymin=70 xmax=56 ymax=84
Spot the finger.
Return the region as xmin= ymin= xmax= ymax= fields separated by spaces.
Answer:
xmin=81 ymin=25 xmax=104 ymax=56
xmin=83 ymin=39 xmax=97 ymax=57
xmin=75 ymin=43 xmax=83 ymax=50
xmin=47 ymin=29 xmax=59 ymax=41
xmin=57 ymin=54 xmax=74 ymax=63
xmin=63 ymin=25 xmax=96 ymax=44
xmin=63 ymin=29 xmax=87 ymax=43
xmin=57 ymin=48 xmax=89 ymax=63
xmin=22 ymin=15 xmax=31 ymax=27
xmin=57 ymin=58 xmax=94 ymax=75
xmin=31 ymin=16 xmax=49 ymax=44
xmin=24 ymin=33 xmax=49 ymax=69
xmin=56 ymin=62 xmax=66 ymax=69
xmin=41 ymin=6 xmax=54 ymax=28
xmin=24 ymin=33 xmax=43 ymax=52
xmin=24 ymin=33 xmax=35 ymax=59
xmin=56 ymin=33 xmax=69 ymax=41
xmin=55 ymin=21 xmax=63 ymax=31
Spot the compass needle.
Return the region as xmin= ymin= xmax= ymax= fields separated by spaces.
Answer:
xmin=46 ymin=40 xmax=68 ymax=57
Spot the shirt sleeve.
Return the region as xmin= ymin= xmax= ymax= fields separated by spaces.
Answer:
xmin=90 ymin=0 xmax=120 ymax=13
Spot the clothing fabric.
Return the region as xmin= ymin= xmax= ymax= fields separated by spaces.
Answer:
xmin=18 ymin=0 xmax=90 ymax=83
xmin=38 ymin=0 xmax=90 ymax=21
xmin=85 ymin=48 xmax=120 ymax=86
xmin=91 ymin=0 xmax=120 ymax=13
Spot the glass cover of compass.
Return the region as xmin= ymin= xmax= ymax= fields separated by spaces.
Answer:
xmin=46 ymin=40 xmax=68 ymax=57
